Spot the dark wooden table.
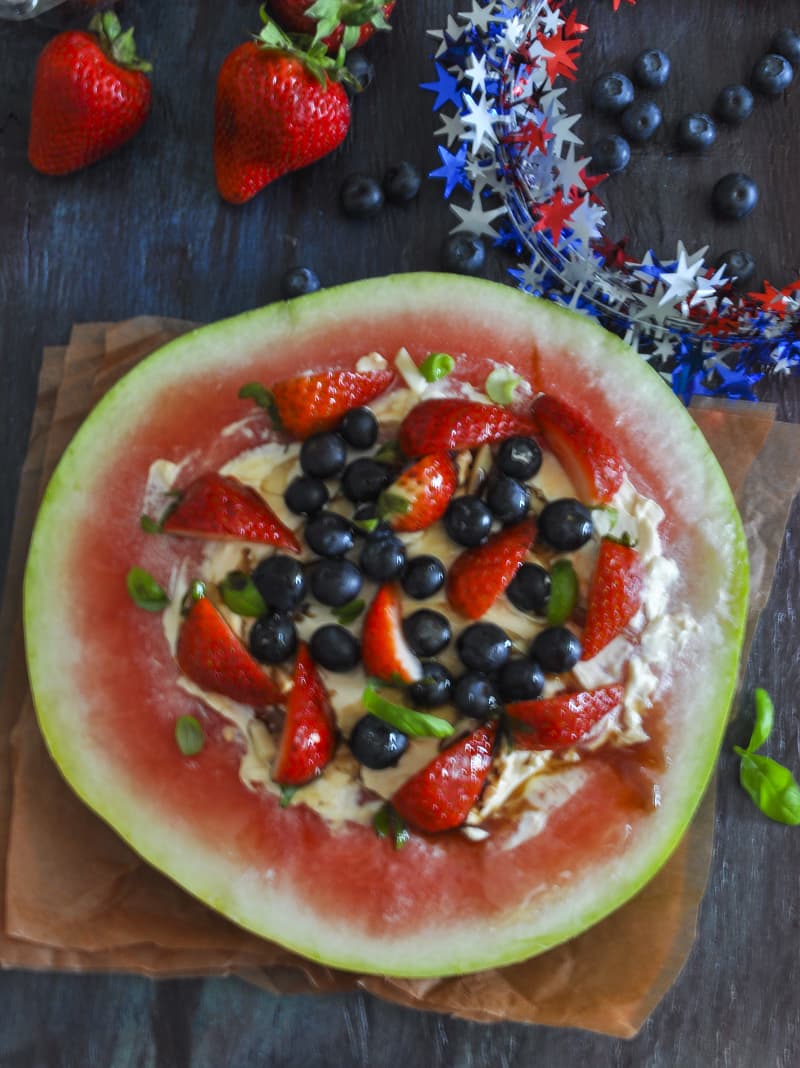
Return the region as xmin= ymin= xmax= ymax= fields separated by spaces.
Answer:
xmin=2 ymin=2 xmax=799 ymax=1065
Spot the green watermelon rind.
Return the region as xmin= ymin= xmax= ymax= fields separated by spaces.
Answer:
xmin=23 ymin=274 xmax=748 ymax=978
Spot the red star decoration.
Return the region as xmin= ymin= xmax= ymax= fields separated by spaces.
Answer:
xmin=539 ymin=28 xmax=582 ymax=83
xmin=612 ymin=0 xmax=637 ymax=10
xmin=503 ymin=119 xmax=553 ymax=156
xmin=747 ymin=281 xmax=789 ymax=316
xmin=561 ymin=10 xmax=589 ymax=38
xmin=780 ymin=277 xmax=800 ymax=298
xmin=593 ymin=235 xmax=629 ymax=270
xmin=533 ymin=190 xmax=576 ymax=247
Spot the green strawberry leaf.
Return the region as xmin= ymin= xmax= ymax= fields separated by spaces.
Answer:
xmin=219 ymin=571 xmax=268 ymax=617
xmin=126 ymin=567 xmax=169 ymax=612
xmin=363 ymin=685 xmax=454 ymax=739
xmin=280 ymin=785 xmax=298 ymax=808
xmin=377 ymin=490 xmax=411 ymax=518
xmin=335 ymin=598 xmax=365 ymax=625
xmin=373 ymin=802 xmax=409 ymax=849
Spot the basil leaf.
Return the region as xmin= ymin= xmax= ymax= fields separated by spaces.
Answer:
xmin=126 ymin=567 xmax=169 ymax=611
xmin=747 ymin=687 xmax=774 ymax=754
xmin=238 ymin=381 xmax=281 ymax=426
xmin=485 ymin=367 xmax=522 ymax=405
xmin=219 ymin=571 xmax=267 ymax=617
xmin=546 ymin=559 xmax=578 ymax=625
xmin=377 ymin=490 xmax=411 ymax=518
xmin=354 ymin=517 xmax=379 ymax=533
xmin=733 ymin=751 xmax=800 ymax=826
xmin=175 ymin=715 xmax=204 ymax=756
xmin=373 ymin=439 xmax=403 ymax=465
xmin=280 ymin=785 xmax=298 ymax=808
xmin=335 ymin=599 xmax=365 ymax=625
xmin=373 ymin=803 xmax=409 ymax=850
xmin=140 ymin=514 xmax=162 ymax=534
xmin=419 ymin=352 xmax=455 ymax=382
xmin=363 ymin=685 xmax=454 ymax=739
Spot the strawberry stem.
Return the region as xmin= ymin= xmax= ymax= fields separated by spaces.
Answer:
xmin=255 ymin=7 xmax=349 ymax=86
xmin=89 ymin=11 xmax=152 ymax=74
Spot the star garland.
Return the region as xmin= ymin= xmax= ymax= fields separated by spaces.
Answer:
xmin=423 ymin=0 xmax=800 ymax=402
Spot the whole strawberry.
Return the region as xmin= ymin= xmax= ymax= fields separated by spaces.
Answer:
xmin=28 ymin=12 xmax=152 ymax=176
xmin=270 ymin=0 xmax=395 ymax=53
xmin=214 ymin=17 xmax=351 ymax=205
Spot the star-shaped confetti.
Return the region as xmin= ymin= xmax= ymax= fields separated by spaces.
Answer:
xmin=430 ymin=143 xmax=473 ymax=198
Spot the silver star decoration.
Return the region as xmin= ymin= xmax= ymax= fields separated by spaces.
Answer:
xmin=460 ymin=93 xmax=504 ymax=154
xmin=457 ymin=1 xmax=502 ymax=34
xmin=450 ymin=193 xmax=508 ymax=237
xmin=540 ymin=4 xmax=563 ymax=36
xmin=553 ymin=143 xmax=591 ymax=195
xmin=635 ymin=284 xmax=677 ymax=327
xmin=549 ymin=111 xmax=582 ymax=156
xmin=426 ymin=16 xmax=465 ymax=59
xmin=657 ymin=247 xmax=705 ymax=307
xmin=435 ymin=109 xmax=467 ymax=147
xmin=565 ymin=195 xmax=606 ymax=249
xmin=464 ymin=51 xmax=489 ymax=95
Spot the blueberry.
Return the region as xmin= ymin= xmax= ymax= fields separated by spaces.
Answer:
xmin=408 ymin=662 xmax=453 ymax=708
xmin=349 ymin=714 xmax=408 ymax=770
xmin=444 ymin=495 xmax=493 ymax=547
xmin=631 ymin=48 xmax=670 ymax=89
xmin=359 ymin=534 xmax=406 ymax=580
xmin=402 ymin=609 xmax=452 ymax=657
xmin=771 ymin=28 xmax=800 ymax=67
xmin=284 ymin=475 xmax=329 ymax=516
xmin=486 ymin=474 xmax=530 ymax=525
xmin=457 ymin=622 xmax=512 ymax=674
xmin=538 ymin=499 xmax=593 ymax=551
xmin=620 ymin=99 xmax=662 ymax=142
xmin=506 ymin=562 xmax=551 ymax=615
xmin=453 ymin=672 xmax=502 ymax=720
xmin=340 ymin=173 xmax=384 ymax=218
xmin=591 ymin=72 xmax=635 ymax=114
xmin=309 ymin=559 xmax=363 ymax=607
xmin=498 ymin=658 xmax=545 ymax=702
xmin=339 ymin=406 xmax=378 ymax=449
xmin=248 ymin=610 xmax=297 ymax=664
xmin=304 ymin=511 xmax=356 ymax=558
xmin=401 ymin=555 xmax=446 ymax=599
xmin=383 ymin=161 xmax=422 ymax=204
xmin=441 ymin=232 xmax=486 ymax=275
xmin=751 ymin=53 xmax=794 ymax=96
xmin=497 ymin=436 xmax=542 ymax=480
xmin=530 ymin=627 xmax=582 ymax=674
xmin=341 ymin=458 xmax=393 ymax=503
xmin=587 ymin=135 xmax=631 ymax=176
xmin=718 ymin=249 xmax=756 ymax=289
xmin=676 ymin=112 xmax=716 ymax=151
xmin=252 ymin=554 xmax=306 ymax=611
xmin=714 ymin=84 xmax=754 ymax=125
xmin=300 ymin=431 xmax=347 ymax=479
xmin=345 ymin=50 xmax=375 ymax=92
xmin=281 ymin=266 xmax=321 ymax=299
xmin=310 ymin=624 xmax=361 ymax=672
xmin=711 ymin=173 xmax=758 ymax=220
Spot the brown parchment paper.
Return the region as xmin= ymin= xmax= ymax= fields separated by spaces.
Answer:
xmin=2 ymin=319 xmax=799 ymax=1038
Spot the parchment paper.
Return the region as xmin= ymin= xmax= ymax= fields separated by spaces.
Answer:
xmin=1 ymin=319 xmax=798 ymax=1037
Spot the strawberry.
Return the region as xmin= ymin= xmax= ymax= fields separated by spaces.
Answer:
xmin=273 ymin=643 xmax=337 ymax=786
xmin=361 ymin=584 xmax=422 ymax=684
xmin=398 ymin=399 xmax=539 ymax=458
xmin=391 ymin=722 xmax=497 ymax=833
xmin=270 ymin=0 xmax=395 ymax=53
xmin=214 ymin=18 xmax=351 ymax=205
xmin=532 ymin=394 xmax=624 ymax=505
xmin=161 ymin=472 xmax=300 ymax=552
xmin=177 ymin=595 xmax=283 ymax=707
xmin=447 ymin=517 xmax=537 ymax=620
xmin=581 ymin=539 xmax=644 ymax=660
xmin=507 ymin=684 xmax=624 ymax=750
xmin=28 ymin=12 xmax=152 ymax=176
xmin=266 ymin=368 xmax=394 ymax=439
xmin=378 ymin=452 xmax=457 ymax=533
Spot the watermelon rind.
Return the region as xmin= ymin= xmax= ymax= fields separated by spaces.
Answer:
xmin=23 ymin=274 xmax=748 ymax=977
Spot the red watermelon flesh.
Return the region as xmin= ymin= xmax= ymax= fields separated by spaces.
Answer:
xmin=24 ymin=275 xmax=748 ymax=976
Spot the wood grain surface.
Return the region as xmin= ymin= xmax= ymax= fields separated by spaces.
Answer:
xmin=1 ymin=2 xmax=799 ymax=1065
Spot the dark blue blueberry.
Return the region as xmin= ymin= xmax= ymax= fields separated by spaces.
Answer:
xmin=444 ymin=495 xmax=493 ymax=547
xmin=498 ymin=658 xmax=545 ymax=702
xmin=339 ymin=406 xmax=378 ymax=449
xmin=383 ymin=161 xmax=422 ymax=204
xmin=309 ymin=559 xmax=363 ymax=607
xmin=538 ymin=499 xmax=593 ymax=551
xmin=359 ymin=534 xmax=406 ymax=580
xmin=631 ymin=48 xmax=670 ymax=89
xmin=345 ymin=50 xmax=375 ymax=92
xmin=530 ymin=627 xmax=582 ymax=674
xmin=401 ymin=555 xmax=446 ymax=599
xmin=587 ymin=135 xmax=631 ymax=176
xmin=341 ymin=458 xmax=393 ymax=502
xmin=402 ymin=609 xmax=452 ymax=657
xmin=457 ymin=622 xmax=512 ymax=674
xmin=718 ymin=249 xmax=756 ymax=289
xmin=676 ymin=113 xmax=716 ymax=151
xmin=591 ymin=71 xmax=635 ymax=114
xmin=751 ymin=53 xmax=794 ymax=95
xmin=486 ymin=474 xmax=530 ymax=525
xmin=441 ymin=232 xmax=486 ymax=275
xmin=299 ymin=431 xmax=347 ymax=479
xmin=620 ymin=98 xmax=662 ymax=142
xmin=252 ymin=554 xmax=306 ymax=611
xmin=310 ymin=624 xmax=361 ymax=672
xmin=281 ymin=266 xmax=321 ymax=299
xmin=248 ymin=610 xmax=297 ymax=664
xmin=771 ymin=28 xmax=800 ymax=67
xmin=349 ymin=714 xmax=408 ymax=770
xmin=304 ymin=511 xmax=356 ymax=558
xmin=714 ymin=84 xmax=754 ymax=125
xmin=506 ymin=563 xmax=551 ymax=615
xmin=712 ymin=173 xmax=758 ymax=220
xmin=497 ymin=436 xmax=542 ymax=480
xmin=408 ymin=662 xmax=453 ymax=708
xmin=340 ymin=173 xmax=384 ymax=218
xmin=453 ymin=672 xmax=502 ymax=720
xmin=284 ymin=474 xmax=329 ymax=516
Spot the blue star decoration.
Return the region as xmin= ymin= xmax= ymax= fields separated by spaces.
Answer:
xmin=429 ymin=143 xmax=472 ymax=199
xmin=420 ymin=63 xmax=464 ymax=111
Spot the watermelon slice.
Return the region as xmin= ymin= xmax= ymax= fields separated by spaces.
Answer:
xmin=23 ymin=274 xmax=748 ymax=978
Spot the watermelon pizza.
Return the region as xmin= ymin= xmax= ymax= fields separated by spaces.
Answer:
xmin=23 ymin=274 xmax=748 ymax=977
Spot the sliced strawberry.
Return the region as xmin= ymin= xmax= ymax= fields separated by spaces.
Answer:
xmin=508 ymin=684 xmax=624 ymax=750
xmin=532 ymin=394 xmax=624 ymax=505
xmin=581 ymin=539 xmax=644 ymax=660
xmin=378 ymin=452 xmax=457 ymax=533
xmin=273 ymin=643 xmax=337 ymax=786
xmin=176 ymin=596 xmax=282 ymax=706
xmin=269 ymin=369 xmax=394 ymax=439
xmin=398 ymin=399 xmax=539 ymax=458
xmin=391 ymin=722 xmax=497 ymax=833
xmin=361 ymin=584 xmax=422 ymax=684
xmin=447 ymin=517 xmax=537 ymax=620
xmin=162 ymin=472 xmax=300 ymax=551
